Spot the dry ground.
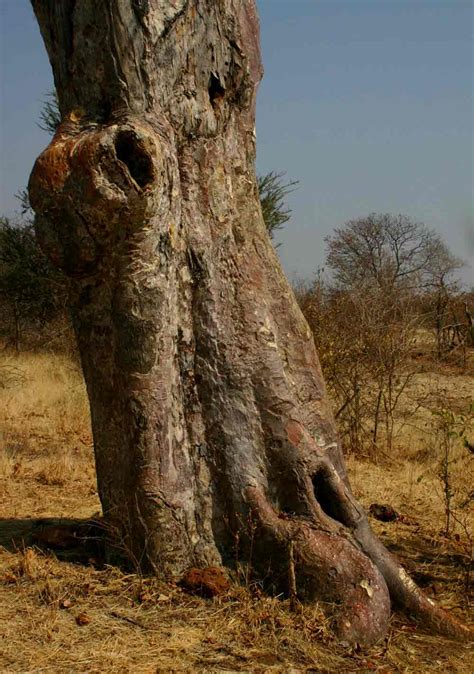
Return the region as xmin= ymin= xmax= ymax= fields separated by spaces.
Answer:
xmin=0 ymin=349 xmax=472 ymax=672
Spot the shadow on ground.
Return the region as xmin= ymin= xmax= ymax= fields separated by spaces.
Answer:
xmin=375 ymin=522 xmax=472 ymax=609
xmin=0 ymin=514 xmax=470 ymax=602
xmin=0 ymin=517 xmax=114 ymax=567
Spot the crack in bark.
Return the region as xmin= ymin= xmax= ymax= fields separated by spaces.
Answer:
xmin=161 ymin=0 xmax=190 ymax=39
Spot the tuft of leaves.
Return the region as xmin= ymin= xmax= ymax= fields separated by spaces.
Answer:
xmin=257 ymin=171 xmax=298 ymax=242
xmin=38 ymin=90 xmax=61 ymax=135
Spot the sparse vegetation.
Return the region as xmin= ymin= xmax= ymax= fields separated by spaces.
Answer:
xmin=295 ymin=214 xmax=471 ymax=460
xmin=0 ymin=199 xmax=68 ymax=351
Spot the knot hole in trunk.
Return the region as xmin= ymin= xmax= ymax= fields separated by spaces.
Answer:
xmin=312 ymin=468 xmax=353 ymax=527
xmin=115 ymin=130 xmax=155 ymax=189
xmin=208 ymin=72 xmax=226 ymax=109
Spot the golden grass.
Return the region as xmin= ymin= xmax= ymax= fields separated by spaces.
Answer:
xmin=1 ymin=546 xmax=472 ymax=673
xmin=0 ymin=350 xmax=96 ymax=520
xmin=0 ymin=348 xmax=473 ymax=672
xmin=1 ymin=350 xmax=91 ymax=453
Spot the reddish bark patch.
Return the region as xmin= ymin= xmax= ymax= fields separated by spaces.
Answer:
xmin=29 ymin=141 xmax=70 ymax=209
xmin=286 ymin=420 xmax=303 ymax=447
xmin=179 ymin=567 xmax=230 ymax=598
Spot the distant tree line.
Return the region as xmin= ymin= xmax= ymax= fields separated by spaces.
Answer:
xmin=0 ymin=193 xmax=67 ymax=351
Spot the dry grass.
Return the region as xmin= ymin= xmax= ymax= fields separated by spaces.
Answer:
xmin=1 ymin=545 xmax=472 ymax=673
xmin=1 ymin=350 xmax=91 ymax=452
xmin=0 ymin=350 xmax=96 ymax=520
xmin=0 ymin=348 xmax=473 ymax=672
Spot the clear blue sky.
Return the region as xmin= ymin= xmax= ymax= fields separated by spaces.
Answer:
xmin=1 ymin=0 xmax=473 ymax=283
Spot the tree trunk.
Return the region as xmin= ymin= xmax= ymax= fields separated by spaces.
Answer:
xmin=29 ymin=0 xmax=471 ymax=646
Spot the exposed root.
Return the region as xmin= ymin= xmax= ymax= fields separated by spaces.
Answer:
xmin=246 ymin=483 xmax=473 ymax=645
xmin=313 ymin=459 xmax=473 ymax=641
xmin=354 ymin=520 xmax=474 ymax=642
xmin=246 ymin=487 xmax=390 ymax=647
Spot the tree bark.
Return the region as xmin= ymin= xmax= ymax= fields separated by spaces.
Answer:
xmin=29 ymin=0 xmax=471 ymax=646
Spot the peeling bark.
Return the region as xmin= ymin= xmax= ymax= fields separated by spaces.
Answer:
xmin=29 ymin=0 xmax=471 ymax=647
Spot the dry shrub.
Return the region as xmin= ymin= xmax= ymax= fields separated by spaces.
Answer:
xmin=297 ymin=278 xmax=420 ymax=459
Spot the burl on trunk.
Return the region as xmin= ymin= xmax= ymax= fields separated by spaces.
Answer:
xmin=29 ymin=0 xmax=470 ymax=646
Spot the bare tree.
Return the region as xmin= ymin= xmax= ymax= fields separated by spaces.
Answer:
xmin=320 ymin=214 xmax=464 ymax=450
xmin=325 ymin=213 xmax=458 ymax=294
xmin=28 ymin=0 xmax=470 ymax=645
xmin=421 ymin=240 xmax=464 ymax=359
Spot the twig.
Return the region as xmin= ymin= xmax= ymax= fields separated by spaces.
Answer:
xmin=109 ymin=610 xmax=148 ymax=630
xmin=288 ymin=539 xmax=298 ymax=611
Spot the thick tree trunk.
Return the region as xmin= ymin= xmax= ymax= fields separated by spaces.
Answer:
xmin=29 ymin=0 xmax=470 ymax=646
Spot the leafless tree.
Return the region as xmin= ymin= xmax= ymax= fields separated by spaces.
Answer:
xmin=325 ymin=213 xmax=460 ymax=296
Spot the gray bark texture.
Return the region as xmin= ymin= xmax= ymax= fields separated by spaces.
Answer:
xmin=29 ymin=0 xmax=471 ymax=646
